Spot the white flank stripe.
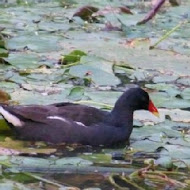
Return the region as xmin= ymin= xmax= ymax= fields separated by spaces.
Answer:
xmin=47 ymin=116 xmax=70 ymax=123
xmin=47 ymin=116 xmax=87 ymax=127
xmin=75 ymin=121 xmax=86 ymax=127
xmin=0 ymin=106 xmax=23 ymax=127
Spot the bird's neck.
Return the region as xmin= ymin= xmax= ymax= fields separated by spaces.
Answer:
xmin=108 ymin=107 xmax=134 ymax=128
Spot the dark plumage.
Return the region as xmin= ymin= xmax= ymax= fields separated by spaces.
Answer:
xmin=0 ymin=87 xmax=159 ymax=146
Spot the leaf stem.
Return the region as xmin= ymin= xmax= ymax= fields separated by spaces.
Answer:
xmin=61 ymin=61 xmax=80 ymax=68
xmin=150 ymin=20 xmax=188 ymax=49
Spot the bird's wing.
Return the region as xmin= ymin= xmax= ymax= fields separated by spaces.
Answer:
xmin=52 ymin=103 xmax=109 ymax=126
xmin=0 ymin=105 xmax=57 ymax=124
xmin=0 ymin=103 xmax=109 ymax=128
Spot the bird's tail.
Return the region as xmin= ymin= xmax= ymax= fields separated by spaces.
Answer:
xmin=0 ymin=106 xmax=23 ymax=127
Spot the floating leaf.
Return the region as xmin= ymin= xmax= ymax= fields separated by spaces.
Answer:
xmin=169 ymin=0 xmax=180 ymax=6
xmin=0 ymin=119 xmax=11 ymax=131
xmin=60 ymin=50 xmax=87 ymax=65
xmin=181 ymin=88 xmax=190 ymax=100
xmin=68 ymin=86 xmax=85 ymax=101
xmin=5 ymin=54 xmax=41 ymax=69
xmin=0 ymin=138 xmax=56 ymax=155
xmin=0 ymin=89 xmax=11 ymax=103
xmin=119 ymin=6 xmax=133 ymax=15
xmin=80 ymin=153 xmax=112 ymax=164
xmin=69 ymin=55 xmax=120 ymax=86
xmin=73 ymin=6 xmax=99 ymax=21
xmin=94 ymin=6 xmax=133 ymax=17
xmin=155 ymin=156 xmax=173 ymax=169
xmin=7 ymin=34 xmax=61 ymax=53
xmin=0 ymin=179 xmax=33 ymax=190
xmin=152 ymin=75 xmax=179 ymax=83
xmin=55 ymin=157 xmax=93 ymax=167
xmin=0 ymin=48 xmax=8 ymax=58
xmin=0 ymin=33 xmax=8 ymax=58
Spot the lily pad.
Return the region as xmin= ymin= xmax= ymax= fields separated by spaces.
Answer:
xmin=80 ymin=153 xmax=112 ymax=164
xmin=160 ymin=145 xmax=190 ymax=168
xmin=150 ymin=91 xmax=190 ymax=109
xmin=0 ymin=89 xmax=11 ymax=103
xmin=68 ymin=86 xmax=85 ymax=101
xmin=0 ymin=179 xmax=33 ymax=190
xmin=7 ymin=34 xmax=61 ymax=53
xmin=69 ymin=55 xmax=120 ymax=86
xmin=177 ymin=77 xmax=190 ymax=86
xmin=0 ymin=48 xmax=8 ymax=58
xmin=131 ymin=139 xmax=164 ymax=152
xmin=145 ymin=83 xmax=180 ymax=97
xmin=155 ymin=156 xmax=173 ymax=169
xmin=61 ymin=50 xmax=87 ymax=65
xmin=5 ymin=54 xmax=41 ymax=69
xmin=152 ymin=75 xmax=179 ymax=83
xmin=181 ymin=88 xmax=190 ymax=100
xmin=0 ymin=138 xmax=56 ymax=155
xmin=86 ymin=90 xmax=122 ymax=106
xmin=55 ymin=157 xmax=93 ymax=167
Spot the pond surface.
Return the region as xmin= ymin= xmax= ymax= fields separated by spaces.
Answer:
xmin=0 ymin=0 xmax=190 ymax=189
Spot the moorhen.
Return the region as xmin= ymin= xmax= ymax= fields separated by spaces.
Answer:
xmin=0 ymin=87 xmax=159 ymax=146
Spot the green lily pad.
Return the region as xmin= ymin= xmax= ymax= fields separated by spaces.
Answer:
xmin=10 ymin=88 xmax=70 ymax=105
xmin=0 ymin=120 xmax=11 ymax=131
xmin=7 ymin=34 xmax=61 ymax=53
xmin=55 ymin=157 xmax=93 ymax=167
xmin=10 ymin=156 xmax=51 ymax=167
xmin=0 ymin=179 xmax=32 ymax=190
xmin=10 ymin=156 xmax=92 ymax=168
xmin=80 ymin=153 xmax=112 ymax=164
xmin=61 ymin=50 xmax=87 ymax=65
xmin=68 ymin=86 xmax=85 ymax=101
xmin=146 ymin=83 xmax=180 ymax=97
xmin=0 ymin=82 xmax=19 ymax=92
xmin=155 ymin=156 xmax=173 ymax=169
xmin=69 ymin=55 xmax=120 ymax=86
xmin=177 ymin=77 xmax=190 ymax=86
xmin=131 ymin=139 xmax=164 ymax=152
xmin=181 ymin=88 xmax=190 ymax=100
xmin=160 ymin=145 xmax=190 ymax=168
xmin=0 ymin=138 xmax=56 ymax=155
xmin=5 ymin=54 xmax=41 ymax=69
xmin=150 ymin=91 xmax=190 ymax=109
xmin=86 ymin=90 xmax=122 ymax=106
xmin=0 ymin=48 xmax=8 ymax=58
xmin=152 ymin=75 xmax=179 ymax=83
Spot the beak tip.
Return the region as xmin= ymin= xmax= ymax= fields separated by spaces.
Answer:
xmin=149 ymin=100 xmax=159 ymax=118
xmin=153 ymin=111 xmax=160 ymax=118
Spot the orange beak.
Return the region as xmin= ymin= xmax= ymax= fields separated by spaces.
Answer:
xmin=148 ymin=100 xmax=159 ymax=117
